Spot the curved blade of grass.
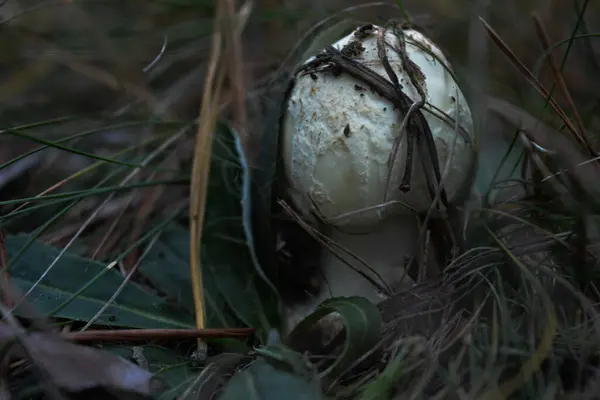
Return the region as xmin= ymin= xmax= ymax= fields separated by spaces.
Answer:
xmin=287 ymin=296 xmax=383 ymax=380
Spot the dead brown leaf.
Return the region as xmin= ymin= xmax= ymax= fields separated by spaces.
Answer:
xmin=0 ymin=322 xmax=164 ymax=398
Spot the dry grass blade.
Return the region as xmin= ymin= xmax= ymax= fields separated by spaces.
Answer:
xmin=479 ymin=17 xmax=595 ymax=156
xmin=189 ymin=20 xmax=224 ymax=331
xmin=189 ymin=1 xmax=252 ymax=333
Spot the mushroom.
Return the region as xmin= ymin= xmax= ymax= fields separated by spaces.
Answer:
xmin=279 ymin=24 xmax=477 ymax=336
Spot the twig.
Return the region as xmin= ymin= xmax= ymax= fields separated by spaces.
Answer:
xmin=62 ymin=328 xmax=256 ymax=343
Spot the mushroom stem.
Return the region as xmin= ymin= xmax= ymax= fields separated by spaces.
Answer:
xmin=283 ymin=214 xmax=420 ymax=335
xmin=321 ymin=214 xmax=418 ymax=303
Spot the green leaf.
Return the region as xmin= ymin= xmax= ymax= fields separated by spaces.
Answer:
xmin=202 ymin=124 xmax=280 ymax=335
xmin=288 ymin=296 xmax=383 ymax=379
xmin=218 ymin=356 xmax=324 ymax=400
xmin=6 ymin=234 xmax=194 ymax=328
xmin=140 ymin=225 xmax=241 ymax=329
xmin=142 ymin=124 xmax=280 ymax=336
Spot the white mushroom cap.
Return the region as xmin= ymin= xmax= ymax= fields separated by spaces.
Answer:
xmin=281 ymin=25 xmax=476 ymax=229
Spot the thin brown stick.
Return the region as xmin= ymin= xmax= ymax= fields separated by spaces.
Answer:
xmin=62 ymin=328 xmax=256 ymax=343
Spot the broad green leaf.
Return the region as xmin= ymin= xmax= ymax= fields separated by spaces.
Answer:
xmin=218 ymin=356 xmax=324 ymax=400
xmin=201 ymin=124 xmax=280 ymax=335
xmin=140 ymin=225 xmax=241 ymax=329
xmin=6 ymin=234 xmax=194 ymax=328
xmin=143 ymin=124 xmax=280 ymax=336
xmin=288 ymin=296 xmax=383 ymax=379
